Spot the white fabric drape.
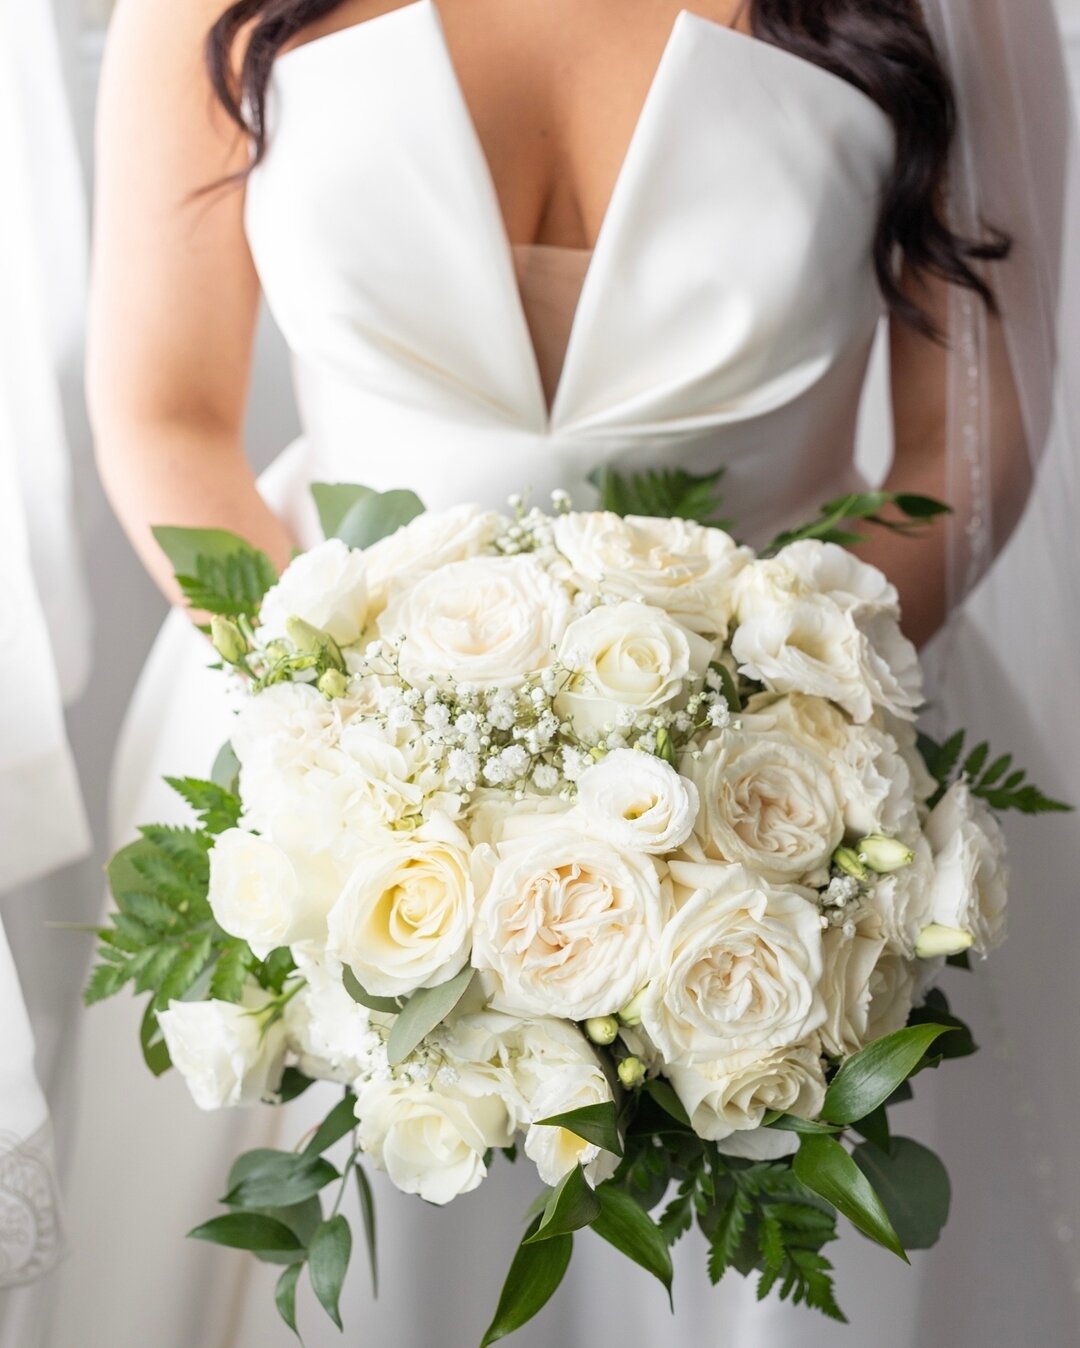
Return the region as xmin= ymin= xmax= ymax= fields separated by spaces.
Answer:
xmin=0 ymin=0 xmax=91 ymax=1294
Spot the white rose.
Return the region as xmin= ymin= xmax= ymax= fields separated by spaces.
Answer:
xmin=158 ymin=995 xmax=286 ymax=1111
xmin=865 ymin=950 xmax=918 ymax=1043
xmin=466 ymin=791 xmax=573 ymax=847
xmin=327 ymin=815 xmax=474 ymax=998
xmin=355 ymin=1076 xmax=512 ymax=1205
xmin=743 ymin=693 xmax=919 ymax=837
xmin=284 ymin=951 xmax=389 ymax=1085
xmin=552 ymin=511 xmax=750 ymax=636
xmin=363 ymin=503 xmax=503 ymax=612
xmin=641 ymin=860 xmax=824 ymax=1066
xmin=208 ymin=829 xmax=329 ymax=959
xmin=732 ymin=545 xmax=922 ymax=723
xmin=867 ymin=833 xmax=935 ymax=955
xmin=668 ymin=1041 xmax=826 ymax=1143
xmin=524 ymin=1063 xmax=619 ymax=1188
xmin=923 ymin=781 xmax=1009 ymax=955
xmin=555 ymin=601 xmax=714 ymax=739
xmin=472 ymin=827 xmax=671 ymax=1020
xmin=684 ymin=731 xmax=844 ymax=887
xmin=379 ymin=555 xmax=570 ymax=689
xmin=819 ymin=912 xmax=888 ymax=1058
xmin=573 ymin=750 xmax=699 ymax=854
xmin=259 ymin=539 xmax=369 ymax=646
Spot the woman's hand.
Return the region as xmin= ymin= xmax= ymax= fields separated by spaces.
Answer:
xmin=89 ymin=0 xmax=297 ymax=609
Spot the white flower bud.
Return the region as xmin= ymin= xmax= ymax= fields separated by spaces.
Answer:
xmin=858 ymin=834 xmax=915 ymax=874
xmin=833 ymin=847 xmax=870 ymax=883
xmin=915 ymin=923 xmax=976 ymax=959
xmin=617 ymin=1056 xmax=647 ymax=1089
xmin=584 ymin=1016 xmax=619 ymax=1046
xmin=618 ymin=988 xmax=649 ymax=1027
xmin=316 ymin=668 xmax=350 ymax=699
xmin=210 ymin=615 xmax=247 ymax=666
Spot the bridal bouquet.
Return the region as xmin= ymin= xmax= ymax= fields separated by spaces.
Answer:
xmin=87 ymin=472 xmax=1068 ymax=1341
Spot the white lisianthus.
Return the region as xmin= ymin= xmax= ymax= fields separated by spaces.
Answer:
xmin=640 ymin=861 xmax=825 ymax=1066
xmin=555 ymin=601 xmax=713 ymax=739
xmin=354 ymin=1077 xmax=513 ymax=1205
xmin=327 ymin=815 xmax=474 ymax=998
xmin=819 ymin=912 xmax=888 ymax=1058
xmin=668 ymin=1041 xmax=826 ymax=1143
xmin=922 ymin=781 xmax=1009 ymax=955
xmin=731 ymin=544 xmax=922 ymax=723
xmin=362 ymin=503 xmax=502 ymax=612
xmin=684 ymin=731 xmax=844 ymax=887
xmin=472 ymin=828 xmax=670 ymax=1021
xmin=259 ymin=538 xmax=369 ymax=647
xmin=552 ymin=511 xmax=750 ymax=637
xmin=573 ymin=750 xmax=699 ymax=854
xmin=524 ymin=1064 xmax=619 ymax=1188
xmin=208 ymin=829 xmax=329 ymax=959
xmin=379 ymin=555 xmax=570 ymax=689
xmin=158 ymin=995 xmax=286 ymax=1111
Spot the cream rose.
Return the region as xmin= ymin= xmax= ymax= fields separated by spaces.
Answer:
xmin=208 ymin=829 xmax=330 ymax=959
xmin=472 ymin=827 xmax=670 ymax=1020
xmin=379 ymin=555 xmax=570 ymax=689
xmin=158 ymin=995 xmax=287 ymax=1111
xmin=552 ymin=511 xmax=750 ymax=636
xmin=327 ymin=815 xmax=474 ymax=998
xmin=355 ymin=1077 xmax=512 ymax=1205
xmin=362 ymin=502 xmax=502 ymax=611
xmin=573 ymin=750 xmax=699 ymax=854
xmin=555 ymin=601 xmax=713 ymax=739
xmin=685 ymin=731 xmax=844 ymax=887
xmin=641 ymin=860 xmax=825 ymax=1066
xmin=922 ymin=781 xmax=1009 ymax=955
xmin=819 ymin=913 xmax=888 ymax=1058
xmin=259 ymin=538 xmax=369 ymax=647
xmin=669 ymin=1041 xmax=826 ymax=1143
xmin=865 ymin=950 xmax=918 ymax=1044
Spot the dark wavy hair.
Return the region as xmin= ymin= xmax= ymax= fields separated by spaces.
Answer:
xmin=205 ymin=0 xmax=1009 ymax=335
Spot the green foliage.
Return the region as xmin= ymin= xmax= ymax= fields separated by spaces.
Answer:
xmin=908 ymin=989 xmax=978 ymax=1058
xmin=354 ymin=1163 xmax=378 ymax=1296
xmin=309 ymin=1215 xmax=352 ymax=1330
xmin=310 ymin=481 xmax=425 ymax=549
xmin=766 ymin=491 xmax=951 ymax=552
xmin=587 ymin=464 xmax=731 ymax=526
xmin=852 ymin=1137 xmax=951 ymax=1251
xmin=188 ymin=1212 xmax=304 ymax=1258
xmin=302 ymin=1090 xmax=359 ymax=1158
xmin=481 ymin=1219 xmax=574 ymax=1346
xmin=590 ymin=1183 xmax=673 ymax=1300
xmin=821 ymin=1024 xmax=954 ymax=1125
xmin=153 ymin=525 xmax=277 ymax=620
xmin=525 ymin=1167 xmax=601 ymax=1244
xmin=917 ymin=730 xmax=1072 ymax=814
xmin=793 ymin=1134 xmax=906 ymax=1261
xmin=533 ymin=1101 xmax=624 ymax=1158
xmin=274 ymin=1264 xmax=302 ymax=1339
xmin=165 ymin=776 xmax=242 ymax=834
xmin=342 ymin=966 xmax=401 ymax=1014
xmin=385 ymin=966 xmax=475 ymax=1066
xmin=223 ymin=1150 xmax=340 ymax=1210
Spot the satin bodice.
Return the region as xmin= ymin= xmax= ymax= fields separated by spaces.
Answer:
xmin=244 ymin=1 xmax=894 ymax=541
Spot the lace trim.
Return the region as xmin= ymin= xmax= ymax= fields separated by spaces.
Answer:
xmin=0 ymin=1126 xmax=63 ymax=1288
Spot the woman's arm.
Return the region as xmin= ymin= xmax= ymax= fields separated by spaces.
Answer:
xmin=89 ymin=0 xmax=296 ymax=609
xmin=856 ymin=268 xmax=1031 ymax=647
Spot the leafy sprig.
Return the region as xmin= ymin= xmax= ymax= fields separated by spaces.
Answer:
xmin=153 ymin=526 xmax=277 ymax=621
xmin=918 ymin=730 xmax=1072 ymax=814
xmin=766 ymin=491 xmax=951 ymax=552
xmin=587 ymin=465 xmax=732 ymax=527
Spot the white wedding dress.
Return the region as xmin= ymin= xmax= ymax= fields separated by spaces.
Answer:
xmin=53 ymin=6 xmax=1080 ymax=1346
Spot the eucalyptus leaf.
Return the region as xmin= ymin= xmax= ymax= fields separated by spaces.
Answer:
xmin=342 ymin=966 xmax=401 ymax=1014
xmin=792 ymin=1135 xmax=906 ymax=1261
xmin=590 ymin=1183 xmax=673 ymax=1301
xmin=310 ymin=482 xmax=376 ymax=539
xmin=534 ymin=1100 xmax=623 ymax=1158
xmin=309 ymin=1215 xmax=352 ymax=1330
xmin=188 ymin=1212 xmax=303 ymax=1258
xmin=303 ymin=1091 xmax=359 ymax=1158
xmin=525 ymin=1167 xmax=601 ymax=1244
xmin=480 ymin=1219 xmax=573 ymax=1346
xmin=852 ymin=1137 xmax=951 ymax=1250
xmin=386 ymin=966 xmax=474 ymax=1066
xmin=821 ymin=1024 xmax=954 ymax=1125
xmin=275 ymin=1263 xmax=302 ymax=1340
xmin=335 ymin=489 xmax=425 ymax=550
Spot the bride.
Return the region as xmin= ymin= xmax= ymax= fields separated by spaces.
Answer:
xmin=52 ymin=0 xmax=1080 ymax=1345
